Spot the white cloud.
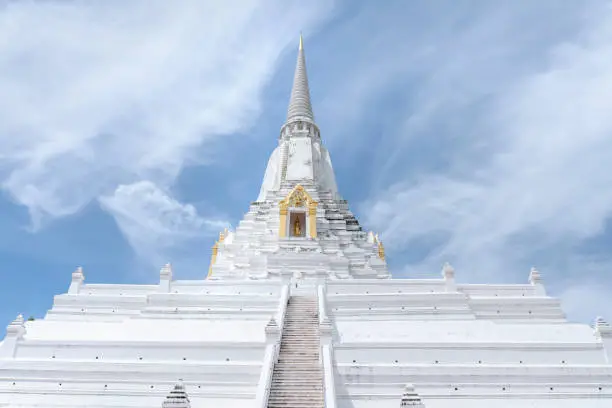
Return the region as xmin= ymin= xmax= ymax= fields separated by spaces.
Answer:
xmin=99 ymin=181 xmax=227 ymax=267
xmin=0 ymin=0 xmax=332 ymax=230
xmin=353 ymin=2 xmax=612 ymax=321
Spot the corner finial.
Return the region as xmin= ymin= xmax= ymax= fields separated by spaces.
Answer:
xmin=265 ymin=316 xmax=280 ymax=344
xmin=68 ymin=266 xmax=85 ymax=294
xmin=6 ymin=314 xmax=26 ymax=337
xmin=299 ymin=32 xmax=303 ymax=50
xmin=594 ymin=316 xmax=612 ymax=338
xmin=400 ymin=383 xmax=426 ymax=407
xmin=442 ymin=262 xmax=455 ymax=279
xmin=72 ymin=266 xmax=84 ymax=281
xmin=529 ymin=266 xmax=541 ymax=284
xmin=162 ymin=380 xmax=191 ymax=408
xmin=160 ymin=263 xmax=173 ymax=278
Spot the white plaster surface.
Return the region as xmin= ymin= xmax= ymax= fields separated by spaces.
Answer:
xmin=285 ymin=137 xmax=314 ymax=181
xmin=256 ymin=146 xmax=281 ymax=202
xmin=335 ymin=320 xmax=597 ymax=343
xmin=23 ymin=319 xmax=265 ymax=342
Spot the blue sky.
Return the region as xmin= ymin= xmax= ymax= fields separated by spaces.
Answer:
xmin=2 ymin=0 xmax=612 ymax=334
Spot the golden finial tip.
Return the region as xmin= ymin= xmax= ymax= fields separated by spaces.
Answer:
xmin=299 ymin=32 xmax=303 ymax=50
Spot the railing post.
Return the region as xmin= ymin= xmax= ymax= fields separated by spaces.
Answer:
xmin=255 ymin=317 xmax=281 ymax=408
xmin=277 ymin=284 xmax=290 ymax=328
xmin=595 ymin=317 xmax=612 ymax=364
xmin=254 ymin=285 xmax=289 ymax=408
xmin=68 ymin=267 xmax=85 ymax=294
xmin=318 ymin=284 xmax=337 ymax=408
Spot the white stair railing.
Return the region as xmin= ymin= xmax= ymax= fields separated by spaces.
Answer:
xmin=318 ymin=284 xmax=337 ymax=408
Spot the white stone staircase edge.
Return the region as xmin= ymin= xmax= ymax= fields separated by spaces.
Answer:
xmin=319 ymin=284 xmax=338 ymax=408
xmin=255 ymin=284 xmax=289 ymax=408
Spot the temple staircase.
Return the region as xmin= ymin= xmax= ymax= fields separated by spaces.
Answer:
xmin=268 ymin=295 xmax=324 ymax=408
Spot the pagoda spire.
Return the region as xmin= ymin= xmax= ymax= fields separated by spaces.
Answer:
xmin=286 ymin=33 xmax=314 ymax=123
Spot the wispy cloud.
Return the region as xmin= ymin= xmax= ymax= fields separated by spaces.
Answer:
xmin=99 ymin=181 xmax=227 ymax=268
xmin=326 ymin=1 xmax=612 ymax=322
xmin=0 ymin=0 xmax=332 ymax=260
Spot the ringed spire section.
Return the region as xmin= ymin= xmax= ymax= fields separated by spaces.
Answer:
xmin=286 ymin=33 xmax=315 ymax=124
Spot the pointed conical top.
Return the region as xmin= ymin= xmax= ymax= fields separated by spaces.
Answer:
xmin=287 ymin=34 xmax=314 ymax=123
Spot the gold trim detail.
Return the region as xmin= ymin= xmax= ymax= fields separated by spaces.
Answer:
xmin=279 ymin=201 xmax=288 ymax=238
xmin=308 ymin=201 xmax=318 ymax=238
xmin=279 ymin=184 xmax=318 ymax=238
xmin=207 ymin=241 xmax=219 ymax=279
xmin=374 ymin=233 xmax=386 ymax=261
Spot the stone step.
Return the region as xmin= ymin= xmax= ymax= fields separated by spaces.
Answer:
xmin=281 ymin=329 xmax=319 ymax=332
xmin=272 ymin=375 xmax=323 ymax=382
xmin=276 ymin=352 xmax=318 ymax=357
xmin=276 ymin=359 xmax=319 ymax=362
xmin=273 ymin=365 xmax=321 ymax=370
xmin=282 ymin=330 xmax=319 ymax=333
xmin=278 ymin=350 xmax=319 ymax=354
xmin=279 ymin=346 xmax=319 ymax=350
xmin=278 ymin=345 xmax=319 ymax=347
xmin=272 ymin=372 xmax=321 ymax=376
xmin=277 ymin=352 xmax=318 ymax=355
xmin=269 ymin=397 xmax=324 ymax=401
xmin=277 ymin=357 xmax=319 ymax=360
xmin=267 ymin=296 xmax=323 ymax=408
xmin=280 ymin=337 xmax=319 ymax=339
xmin=268 ymin=400 xmax=324 ymax=405
xmin=286 ymin=307 xmax=317 ymax=309
xmin=278 ymin=347 xmax=319 ymax=350
xmin=284 ymin=322 xmax=318 ymax=325
xmin=269 ymin=396 xmax=325 ymax=400
xmin=270 ymin=383 xmax=322 ymax=388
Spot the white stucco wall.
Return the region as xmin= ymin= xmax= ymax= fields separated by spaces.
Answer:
xmin=23 ymin=319 xmax=266 ymax=343
xmin=256 ymin=146 xmax=281 ymax=202
xmin=335 ymin=320 xmax=597 ymax=344
xmin=286 ymin=137 xmax=313 ymax=181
